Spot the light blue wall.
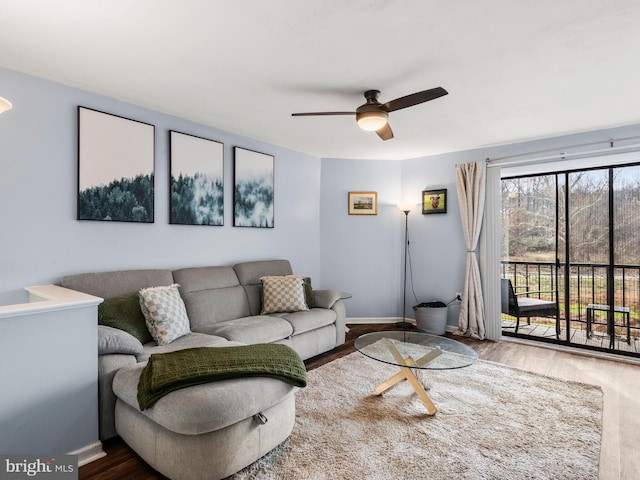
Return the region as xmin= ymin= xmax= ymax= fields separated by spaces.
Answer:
xmin=320 ymin=158 xmax=402 ymax=318
xmin=0 ymin=67 xmax=322 ymax=305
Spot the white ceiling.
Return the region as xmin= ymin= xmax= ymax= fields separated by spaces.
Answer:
xmin=2 ymin=0 xmax=640 ymax=160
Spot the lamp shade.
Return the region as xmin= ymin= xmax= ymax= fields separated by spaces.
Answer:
xmin=0 ymin=96 xmax=12 ymax=113
xmin=397 ymin=202 xmax=415 ymax=213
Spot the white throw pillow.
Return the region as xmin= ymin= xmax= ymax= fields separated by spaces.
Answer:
xmin=138 ymin=284 xmax=190 ymax=345
xmin=261 ymin=275 xmax=309 ymax=314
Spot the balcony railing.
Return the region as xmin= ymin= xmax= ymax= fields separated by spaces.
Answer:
xmin=501 ymin=260 xmax=640 ymax=354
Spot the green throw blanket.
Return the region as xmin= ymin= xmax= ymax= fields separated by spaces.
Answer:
xmin=137 ymin=344 xmax=307 ymax=410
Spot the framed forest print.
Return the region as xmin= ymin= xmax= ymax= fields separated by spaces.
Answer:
xmin=233 ymin=147 xmax=274 ymax=228
xmin=77 ymin=107 xmax=155 ymax=222
xmin=170 ymin=131 xmax=224 ymax=225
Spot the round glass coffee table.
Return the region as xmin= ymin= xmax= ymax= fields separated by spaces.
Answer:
xmin=355 ymin=331 xmax=478 ymax=415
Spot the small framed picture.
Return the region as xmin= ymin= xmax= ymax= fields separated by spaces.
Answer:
xmin=348 ymin=191 xmax=378 ymax=215
xmin=422 ymin=189 xmax=447 ymax=214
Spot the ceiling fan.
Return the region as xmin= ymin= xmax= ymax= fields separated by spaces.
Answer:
xmin=291 ymin=87 xmax=448 ymax=141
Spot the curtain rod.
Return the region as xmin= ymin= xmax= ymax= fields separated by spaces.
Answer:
xmin=486 ymin=135 xmax=640 ymax=168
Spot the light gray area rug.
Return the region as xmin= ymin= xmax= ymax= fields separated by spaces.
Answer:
xmin=230 ymin=351 xmax=602 ymax=480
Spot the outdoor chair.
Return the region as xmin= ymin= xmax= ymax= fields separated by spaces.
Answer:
xmin=501 ymin=279 xmax=559 ymax=336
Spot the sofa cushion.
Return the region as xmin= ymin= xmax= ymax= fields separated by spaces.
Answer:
xmin=261 ymin=275 xmax=308 ymax=314
xmin=234 ymin=260 xmax=293 ymax=285
xmin=112 ymin=359 xmax=297 ymax=435
xmin=139 ymin=284 xmax=191 ymax=346
xmin=139 ymin=332 xmax=231 ymax=362
xmin=173 ymin=267 xmax=252 ymax=328
xmin=277 ymin=308 xmax=337 ymax=336
xmin=98 ymin=325 xmax=145 ymax=356
xmin=193 ymin=316 xmax=294 ymax=344
xmin=61 ymin=269 xmax=174 ymax=299
xmin=98 ymin=293 xmax=153 ymax=344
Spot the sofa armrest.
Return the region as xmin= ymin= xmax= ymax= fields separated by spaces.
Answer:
xmin=312 ymin=290 xmax=343 ymax=309
xmin=99 ymin=325 xmax=144 ymax=356
xmin=312 ymin=289 xmax=347 ymax=347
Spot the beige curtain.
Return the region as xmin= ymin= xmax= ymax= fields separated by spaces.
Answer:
xmin=456 ymin=161 xmax=487 ymax=339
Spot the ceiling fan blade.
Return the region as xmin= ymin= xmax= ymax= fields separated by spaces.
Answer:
xmin=382 ymin=87 xmax=448 ymax=112
xmin=291 ymin=112 xmax=355 ymax=116
xmin=376 ymin=123 xmax=394 ymax=141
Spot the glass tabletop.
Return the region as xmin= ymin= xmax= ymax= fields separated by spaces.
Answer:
xmin=354 ymin=331 xmax=477 ymax=370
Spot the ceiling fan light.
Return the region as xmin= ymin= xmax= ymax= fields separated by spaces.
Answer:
xmin=0 ymin=96 xmax=12 ymax=114
xmin=356 ymin=111 xmax=388 ymax=131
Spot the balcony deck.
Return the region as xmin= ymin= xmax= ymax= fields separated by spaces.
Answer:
xmin=501 ymin=260 xmax=640 ymax=357
xmin=502 ymin=318 xmax=640 ymax=354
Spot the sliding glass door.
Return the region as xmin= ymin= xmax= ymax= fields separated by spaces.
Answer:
xmin=501 ymin=174 xmax=559 ymax=339
xmin=501 ymin=163 xmax=640 ymax=357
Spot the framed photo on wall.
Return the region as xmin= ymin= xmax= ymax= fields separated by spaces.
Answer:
xmin=422 ymin=188 xmax=447 ymax=214
xmin=348 ymin=191 xmax=378 ymax=215
xmin=170 ymin=131 xmax=224 ymax=226
xmin=233 ymin=147 xmax=274 ymax=228
xmin=77 ymin=107 xmax=155 ymax=222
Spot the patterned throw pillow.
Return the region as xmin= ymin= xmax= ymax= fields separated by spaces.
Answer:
xmin=261 ymin=275 xmax=309 ymax=314
xmin=138 ymin=284 xmax=191 ymax=346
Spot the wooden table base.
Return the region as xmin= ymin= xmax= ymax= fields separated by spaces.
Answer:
xmin=374 ymin=339 xmax=443 ymax=415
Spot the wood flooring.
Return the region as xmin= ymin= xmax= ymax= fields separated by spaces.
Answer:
xmin=79 ymin=324 xmax=640 ymax=480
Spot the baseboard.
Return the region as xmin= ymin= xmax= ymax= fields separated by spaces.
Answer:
xmin=71 ymin=441 xmax=106 ymax=467
xmin=347 ymin=317 xmax=458 ymax=333
xmin=347 ymin=317 xmax=416 ymax=325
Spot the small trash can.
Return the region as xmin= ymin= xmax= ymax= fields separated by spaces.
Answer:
xmin=413 ymin=301 xmax=448 ymax=335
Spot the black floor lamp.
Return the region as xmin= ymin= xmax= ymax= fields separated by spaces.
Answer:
xmin=396 ymin=203 xmax=415 ymax=329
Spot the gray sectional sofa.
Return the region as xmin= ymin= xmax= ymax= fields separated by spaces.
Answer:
xmin=61 ymin=259 xmax=347 ymax=480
